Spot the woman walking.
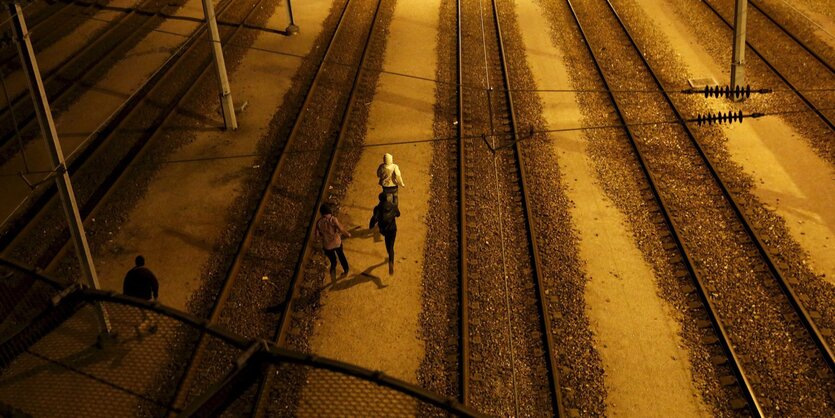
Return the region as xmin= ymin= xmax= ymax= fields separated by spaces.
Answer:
xmin=315 ymin=203 xmax=351 ymax=280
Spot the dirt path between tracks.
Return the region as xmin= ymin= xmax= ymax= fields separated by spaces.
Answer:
xmin=303 ymin=0 xmax=438 ymax=386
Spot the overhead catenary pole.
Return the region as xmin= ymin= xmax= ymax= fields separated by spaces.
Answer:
xmin=201 ymin=0 xmax=237 ymax=130
xmin=730 ymin=0 xmax=747 ymax=102
xmin=285 ymin=0 xmax=299 ymax=35
xmin=8 ymin=2 xmax=111 ymax=335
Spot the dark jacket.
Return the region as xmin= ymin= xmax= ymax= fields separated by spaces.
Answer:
xmin=123 ymin=266 xmax=159 ymax=300
xmin=370 ymin=200 xmax=400 ymax=234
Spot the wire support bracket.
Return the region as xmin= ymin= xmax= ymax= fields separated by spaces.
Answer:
xmin=16 ymin=162 xmax=63 ymax=190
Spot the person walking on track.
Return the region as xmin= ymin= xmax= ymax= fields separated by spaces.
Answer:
xmin=377 ymin=153 xmax=405 ymax=205
xmin=370 ymin=192 xmax=400 ymax=275
xmin=316 ymin=203 xmax=351 ymax=281
xmin=122 ymin=255 xmax=159 ymax=336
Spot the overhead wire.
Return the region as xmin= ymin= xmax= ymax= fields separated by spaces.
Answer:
xmin=6 ymin=2 xmax=835 ymax=97
xmin=115 ymin=105 xmax=835 ymax=160
xmin=0 ymin=102 xmax=831 ymax=178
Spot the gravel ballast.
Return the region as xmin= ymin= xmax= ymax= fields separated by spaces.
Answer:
xmin=570 ymin=0 xmax=835 ymax=415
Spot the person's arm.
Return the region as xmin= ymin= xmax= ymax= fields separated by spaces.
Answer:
xmin=377 ymin=164 xmax=385 ymax=185
xmin=394 ymin=165 xmax=405 ymax=187
xmin=313 ymin=219 xmax=324 ymax=250
xmin=331 ymin=216 xmax=351 ymax=237
xmin=340 ymin=218 xmax=351 ymax=238
xmin=122 ymin=272 xmax=130 ymax=295
xmin=151 ymin=273 xmax=159 ymax=301
xmin=395 ymin=206 xmax=401 ymax=217
xmin=369 ymin=206 xmax=379 ymax=229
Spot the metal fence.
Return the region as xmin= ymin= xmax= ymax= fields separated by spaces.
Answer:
xmin=0 ymin=258 xmax=481 ymax=417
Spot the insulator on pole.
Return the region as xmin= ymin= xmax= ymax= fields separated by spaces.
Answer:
xmin=695 ymin=110 xmax=749 ymax=126
xmin=688 ymin=84 xmax=770 ymax=99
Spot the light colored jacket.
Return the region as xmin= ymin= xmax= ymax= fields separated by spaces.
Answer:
xmin=377 ymin=153 xmax=405 ymax=188
xmin=316 ymin=214 xmax=349 ymax=250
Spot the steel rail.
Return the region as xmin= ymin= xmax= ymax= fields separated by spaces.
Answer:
xmin=455 ymin=0 xmax=468 ymax=407
xmin=564 ymin=0 xmax=763 ymax=415
xmin=0 ymin=0 xmax=242 ymax=259
xmin=0 ymin=0 xmax=182 ymax=163
xmin=164 ymin=0 xmax=354 ymax=414
xmin=250 ymin=0 xmax=384 ymax=415
xmin=747 ymin=0 xmax=834 ymax=75
xmin=700 ymin=0 xmax=834 ymax=131
xmin=460 ymin=0 xmax=525 ymax=411
xmin=488 ymin=0 xmax=563 ymax=416
xmin=457 ymin=0 xmax=563 ymax=413
xmin=606 ymin=0 xmax=835 ymax=374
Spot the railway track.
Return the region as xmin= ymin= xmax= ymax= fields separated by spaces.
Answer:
xmin=162 ymin=0 xmax=392 ymax=415
xmin=747 ymin=0 xmax=835 ymax=74
xmin=0 ymin=0 xmax=269 ymax=363
xmin=0 ymin=0 xmax=261 ymax=273
xmin=701 ymin=0 xmax=835 ymax=131
xmin=0 ymin=0 xmax=83 ymax=72
xmin=570 ymin=0 xmax=835 ymax=414
xmin=251 ymin=1 xmax=386 ymax=413
xmin=0 ymin=0 xmax=190 ymax=166
xmin=456 ymin=0 xmax=561 ymax=416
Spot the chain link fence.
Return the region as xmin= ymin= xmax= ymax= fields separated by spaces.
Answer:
xmin=0 ymin=260 xmax=481 ymax=417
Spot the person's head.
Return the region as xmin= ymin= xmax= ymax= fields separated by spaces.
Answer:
xmin=135 ymin=255 xmax=145 ymax=267
xmin=383 ymin=153 xmax=393 ymax=165
xmin=319 ymin=203 xmax=332 ymax=216
xmin=378 ymin=192 xmax=387 ymax=202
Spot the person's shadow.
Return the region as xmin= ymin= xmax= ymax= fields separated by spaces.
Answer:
xmin=345 ymin=226 xmax=376 ymax=240
xmin=331 ymin=260 xmax=388 ymax=291
xmin=342 ymin=226 xmax=384 ymax=257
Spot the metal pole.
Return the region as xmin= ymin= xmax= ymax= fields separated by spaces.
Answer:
xmin=201 ymin=0 xmax=237 ymax=130
xmin=730 ymin=0 xmax=747 ymax=102
xmin=286 ymin=0 xmax=299 ymax=35
xmin=8 ymin=2 xmax=111 ymax=335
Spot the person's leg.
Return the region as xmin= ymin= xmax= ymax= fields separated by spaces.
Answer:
xmin=136 ymin=308 xmax=148 ymax=335
xmin=385 ymin=231 xmax=396 ymax=274
xmin=142 ymin=302 xmax=158 ymax=333
xmin=391 ymin=186 xmax=399 ymax=206
xmin=335 ymin=245 xmax=349 ymax=273
xmin=324 ymin=248 xmax=337 ymax=279
xmin=137 ymin=305 xmax=158 ymax=335
xmin=383 ymin=186 xmax=399 ymax=206
xmin=385 ymin=230 xmax=396 ymax=260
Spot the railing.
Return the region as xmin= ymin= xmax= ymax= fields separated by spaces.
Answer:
xmin=0 ymin=257 xmax=483 ymax=417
